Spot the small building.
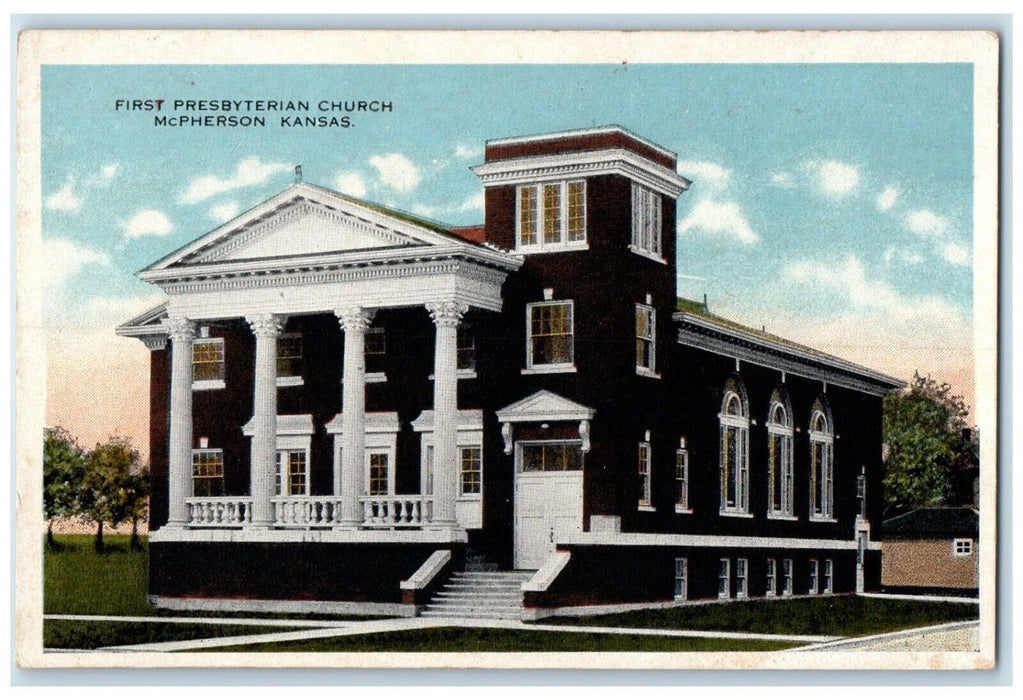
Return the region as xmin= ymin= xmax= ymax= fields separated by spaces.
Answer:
xmin=117 ymin=125 xmax=903 ymax=618
xmin=881 ymin=507 xmax=979 ymax=597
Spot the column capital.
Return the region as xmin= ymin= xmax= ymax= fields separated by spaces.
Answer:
xmin=426 ymin=301 xmax=469 ymax=328
xmin=335 ymin=306 xmax=376 ymax=332
xmin=141 ymin=334 xmax=168 ymax=351
xmin=246 ymin=313 xmax=287 ymax=338
xmin=163 ymin=317 xmax=195 ymax=343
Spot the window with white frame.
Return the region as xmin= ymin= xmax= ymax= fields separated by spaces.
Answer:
xmin=460 ymin=446 xmax=483 ymax=497
xmin=718 ymin=559 xmax=731 ymax=599
xmin=192 ymin=337 xmax=225 ymax=388
xmin=782 ymin=559 xmax=793 ymax=596
xmin=719 ymin=379 xmax=750 ymax=514
xmin=767 ymin=389 xmax=794 ymax=517
xmin=810 ymin=399 xmax=835 ymax=519
xmin=766 ymin=559 xmax=777 ymax=597
xmin=516 ymin=180 xmax=586 ymax=251
xmin=276 ymin=333 xmax=303 ymax=381
xmin=365 ymin=327 xmax=387 ymax=375
xmin=367 ymin=451 xmax=390 ymax=496
xmin=953 ymin=538 xmax=974 ymax=556
xmin=674 ymin=557 xmax=688 ymax=602
xmin=527 ymin=301 xmax=574 ymax=369
xmin=457 ymin=326 xmax=476 ymax=372
xmin=518 ymin=441 xmax=584 ymax=472
xmin=823 ymin=559 xmax=834 ymax=594
xmin=191 ymin=448 xmax=225 ymax=496
xmin=275 ymin=449 xmax=308 ymax=496
xmin=631 ymin=182 xmax=662 ymax=258
xmin=638 ymin=441 xmax=652 ymax=508
xmin=736 ymin=558 xmax=749 ymax=598
xmin=809 ymin=559 xmax=819 ymax=595
xmin=857 ymin=473 xmax=867 ymax=518
xmin=636 ymin=304 xmax=656 ymax=374
xmin=675 ymin=445 xmax=690 ymax=512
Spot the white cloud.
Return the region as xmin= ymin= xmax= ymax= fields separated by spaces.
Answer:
xmin=806 ymin=159 xmax=860 ymax=197
xmin=942 ymin=242 xmax=972 ymax=266
xmin=883 ymin=247 xmax=924 ymax=266
xmin=678 ymin=160 xmax=732 ymax=189
xmin=369 ymin=153 xmax=422 ymax=193
xmin=178 ymin=157 xmax=291 ymax=204
xmin=769 ymin=172 xmax=794 ymax=188
xmin=905 ymin=209 xmax=949 ymax=238
xmin=45 ymin=181 xmax=83 ymax=212
xmin=877 ymin=186 xmax=899 ymax=212
xmin=101 ymin=163 xmax=121 ymax=179
xmin=454 ymin=143 xmax=481 ymax=160
xmin=459 ymin=191 xmax=485 ymax=212
xmin=42 ymin=238 xmax=111 ymax=287
xmin=334 ymin=172 xmax=368 ymax=198
xmin=208 ymin=201 xmax=240 ymax=223
xmin=678 ymin=199 xmax=759 ymax=245
xmin=122 ymin=209 xmax=173 ymax=239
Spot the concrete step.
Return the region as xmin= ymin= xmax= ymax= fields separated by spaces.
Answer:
xmin=422 ymin=569 xmax=535 ymax=620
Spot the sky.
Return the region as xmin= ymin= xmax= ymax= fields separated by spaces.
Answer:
xmin=39 ymin=63 xmax=976 ymax=456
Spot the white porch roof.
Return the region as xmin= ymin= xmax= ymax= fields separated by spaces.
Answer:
xmin=495 ymin=390 xmax=596 ymax=423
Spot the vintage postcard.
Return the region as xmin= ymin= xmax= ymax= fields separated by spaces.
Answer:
xmin=15 ymin=29 xmax=999 ymax=671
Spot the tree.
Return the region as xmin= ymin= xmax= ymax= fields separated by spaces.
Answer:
xmin=43 ymin=427 xmax=86 ymax=550
xmin=882 ymin=372 xmax=977 ymax=517
xmin=80 ymin=436 xmax=143 ymax=552
xmin=124 ymin=464 xmax=150 ymax=552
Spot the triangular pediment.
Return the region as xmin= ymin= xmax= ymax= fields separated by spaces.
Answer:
xmin=496 ymin=390 xmax=596 ymax=423
xmin=145 ymin=183 xmax=471 ymax=273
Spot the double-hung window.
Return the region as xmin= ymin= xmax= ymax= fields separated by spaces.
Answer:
xmin=638 ymin=441 xmax=652 ymax=509
xmin=191 ymin=448 xmax=225 ymax=496
xmin=517 ymin=180 xmax=586 ymax=251
xmin=275 ymin=449 xmax=308 ymax=496
xmin=809 ymin=560 xmax=820 ymax=595
xmin=718 ymin=559 xmax=731 ymax=599
xmin=675 ymin=445 xmax=690 ymax=512
xmin=719 ymin=379 xmax=750 ymax=515
xmin=736 ymin=559 xmax=749 ymax=598
xmin=460 ymin=446 xmax=483 ymax=497
xmin=810 ymin=400 xmax=835 ymax=520
xmin=674 ymin=557 xmax=688 ymax=602
xmin=192 ymin=337 xmax=225 ymax=390
xmin=782 ymin=559 xmax=793 ymax=596
xmin=823 ymin=559 xmax=834 ymax=594
xmin=636 ymin=304 xmax=657 ymax=375
xmin=367 ymin=451 xmax=390 ymax=496
xmin=766 ymin=559 xmax=777 ymax=597
xmin=631 ymin=183 xmax=663 ymax=259
xmin=767 ymin=390 xmax=794 ymax=517
xmin=276 ymin=333 xmax=303 ymax=386
xmin=526 ymin=301 xmax=575 ymax=371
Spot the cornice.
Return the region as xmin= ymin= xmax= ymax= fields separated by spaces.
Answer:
xmin=472 ymin=148 xmax=691 ymax=197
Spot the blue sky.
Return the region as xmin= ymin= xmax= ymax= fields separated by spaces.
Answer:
xmin=40 ymin=62 xmax=976 ymax=446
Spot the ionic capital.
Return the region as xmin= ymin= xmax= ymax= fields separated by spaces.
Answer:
xmin=163 ymin=317 xmax=195 ymax=343
xmin=426 ymin=301 xmax=469 ymax=328
xmin=246 ymin=313 xmax=287 ymax=338
xmin=335 ymin=306 xmax=376 ymax=333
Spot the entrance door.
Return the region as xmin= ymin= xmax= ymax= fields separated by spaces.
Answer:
xmin=513 ymin=441 xmax=584 ymax=570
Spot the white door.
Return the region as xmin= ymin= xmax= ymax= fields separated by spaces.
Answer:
xmin=513 ymin=441 xmax=584 ymax=570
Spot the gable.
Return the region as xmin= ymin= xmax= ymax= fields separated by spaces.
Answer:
xmin=496 ymin=390 xmax=596 ymax=423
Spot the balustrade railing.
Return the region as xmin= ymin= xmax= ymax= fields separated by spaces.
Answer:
xmin=272 ymin=496 xmax=344 ymax=527
xmin=186 ymin=497 xmax=253 ymax=527
xmin=360 ymin=495 xmax=433 ymax=528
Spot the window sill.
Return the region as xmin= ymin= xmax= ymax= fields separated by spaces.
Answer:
xmin=637 ymin=504 xmax=656 ymax=512
xmin=767 ymin=513 xmax=799 ymax=521
xmin=674 ymin=506 xmax=693 ymax=515
xmin=193 ymin=379 xmax=225 ymax=391
xmin=365 ymin=372 xmax=387 ymax=384
xmin=522 ymin=364 xmax=577 ymax=375
xmin=428 ymin=369 xmax=478 ymax=380
xmin=276 ymin=376 xmax=304 ymax=388
xmin=719 ymin=510 xmax=755 ymax=519
xmin=809 ymin=516 xmax=838 ymax=523
xmin=517 ymin=241 xmax=589 ymax=255
xmin=457 ymin=495 xmax=482 ymax=502
xmin=628 ymin=245 xmax=667 ymax=264
xmin=636 ymin=367 xmax=661 ymax=379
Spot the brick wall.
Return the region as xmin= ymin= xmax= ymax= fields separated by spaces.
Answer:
xmin=881 ymin=539 xmax=977 ymax=590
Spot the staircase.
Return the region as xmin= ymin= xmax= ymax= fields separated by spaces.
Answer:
xmin=421 ymin=570 xmax=535 ymax=619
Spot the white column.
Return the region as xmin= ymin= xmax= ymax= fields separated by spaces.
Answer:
xmin=164 ymin=317 xmax=195 ymax=527
xmin=427 ymin=301 xmax=468 ymax=529
xmin=247 ymin=313 xmax=286 ymax=528
xmin=336 ymin=306 xmax=374 ymax=528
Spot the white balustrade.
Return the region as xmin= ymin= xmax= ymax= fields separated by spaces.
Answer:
xmin=272 ymin=496 xmax=345 ymax=527
xmin=360 ymin=495 xmax=434 ymax=528
xmin=186 ymin=497 xmax=253 ymax=527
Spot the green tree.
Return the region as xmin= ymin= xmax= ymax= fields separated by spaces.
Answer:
xmin=124 ymin=464 xmax=150 ymax=552
xmin=882 ymin=372 xmax=976 ymax=517
xmin=80 ymin=436 xmax=143 ymax=552
xmin=43 ymin=427 xmax=86 ymax=550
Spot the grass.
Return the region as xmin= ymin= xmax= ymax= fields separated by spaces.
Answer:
xmin=540 ymin=595 xmax=979 ymax=638
xmin=44 ymin=620 xmax=307 ymax=650
xmin=44 ymin=535 xmax=154 ymax=616
xmin=208 ymin=627 xmax=801 ymax=652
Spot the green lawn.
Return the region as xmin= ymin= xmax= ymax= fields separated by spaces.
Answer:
xmin=209 ymin=627 xmax=800 ymax=653
xmin=44 ymin=535 xmax=154 ymax=616
xmin=44 ymin=620 xmax=307 ymax=650
xmin=540 ymin=595 xmax=979 ymax=637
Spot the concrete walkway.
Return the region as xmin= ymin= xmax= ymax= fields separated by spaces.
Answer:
xmin=45 ymin=613 xmax=839 ymax=653
xmin=795 ymin=620 xmax=980 ymax=652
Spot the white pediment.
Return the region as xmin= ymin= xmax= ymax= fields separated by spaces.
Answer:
xmin=496 ymin=390 xmax=596 ymax=423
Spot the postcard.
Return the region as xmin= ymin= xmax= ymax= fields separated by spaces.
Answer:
xmin=15 ymin=28 xmax=999 ymax=670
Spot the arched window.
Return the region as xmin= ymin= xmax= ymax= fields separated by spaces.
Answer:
xmin=719 ymin=378 xmax=750 ymax=514
xmin=809 ymin=398 xmax=835 ymax=519
xmin=767 ymin=388 xmax=794 ymax=517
